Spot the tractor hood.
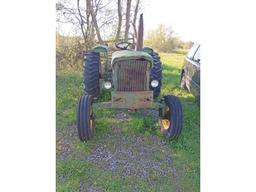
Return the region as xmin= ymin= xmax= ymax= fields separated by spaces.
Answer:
xmin=111 ymin=50 xmax=153 ymax=67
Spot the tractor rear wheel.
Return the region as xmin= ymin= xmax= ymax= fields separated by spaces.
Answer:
xmin=84 ymin=51 xmax=100 ymax=97
xmin=77 ymin=94 xmax=95 ymax=141
xmin=160 ymin=95 xmax=183 ymax=139
xmin=149 ymin=52 xmax=162 ymax=97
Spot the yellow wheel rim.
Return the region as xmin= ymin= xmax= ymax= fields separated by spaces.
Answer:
xmin=89 ymin=108 xmax=93 ymax=129
xmin=160 ymin=106 xmax=171 ymax=131
xmin=90 ymin=119 xmax=93 ymax=128
xmin=161 ymin=119 xmax=170 ymax=130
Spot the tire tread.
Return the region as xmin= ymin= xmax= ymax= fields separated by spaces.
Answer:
xmin=84 ymin=51 xmax=100 ymax=97
xmin=163 ymin=95 xmax=183 ymax=139
xmin=149 ymin=52 xmax=162 ymax=97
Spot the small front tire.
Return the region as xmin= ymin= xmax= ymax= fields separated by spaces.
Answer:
xmin=159 ymin=95 xmax=183 ymax=139
xmin=77 ymin=94 xmax=95 ymax=141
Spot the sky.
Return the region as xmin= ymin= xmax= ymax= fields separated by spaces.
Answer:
xmin=143 ymin=0 xmax=201 ymax=42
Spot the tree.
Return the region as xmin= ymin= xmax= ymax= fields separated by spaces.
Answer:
xmin=145 ymin=24 xmax=179 ymax=52
xmin=124 ymin=0 xmax=132 ymax=41
xmin=115 ymin=0 xmax=122 ymax=42
xmin=88 ymin=0 xmax=103 ymax=44
xmin=132 ymin=0 xmax=140 ymax=42
xmin=56 ymin=0 xmax=117 ymax=48
xmin=77 ymin=0 xmax=87 ymax=47
xmin=57 ymin=0 xmax=142 ymax=46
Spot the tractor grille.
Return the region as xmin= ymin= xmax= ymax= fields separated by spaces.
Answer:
xmin=116 ymin=59 xmax=149 ymax=91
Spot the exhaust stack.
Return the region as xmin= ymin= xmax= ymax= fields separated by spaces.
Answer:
xmin=136 ymin=14 xmax=144 ymax=50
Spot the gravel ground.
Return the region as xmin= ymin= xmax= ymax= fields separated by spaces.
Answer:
xmin=56 ymin=110 xmax=181 ymax=191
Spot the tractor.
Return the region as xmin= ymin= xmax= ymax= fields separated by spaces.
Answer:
xmin=77 ymin=14 xmax=183 ymax=141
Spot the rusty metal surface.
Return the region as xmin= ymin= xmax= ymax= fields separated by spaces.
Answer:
xmin=92 ymin=101 xmax=161 ymax=109
xmin=112 ymin=91 xmax=153 ymax=108
xmin=116 ymin=59 xmax=149 ymax=91
xmin=136 ymin=14 xmax=144 ymax=50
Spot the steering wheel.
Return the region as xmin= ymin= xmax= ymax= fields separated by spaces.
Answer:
xmin=115 ymin=41 xmax=134 ymax=50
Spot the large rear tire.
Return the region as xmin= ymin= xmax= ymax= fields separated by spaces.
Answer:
xmin=149 ymin=52 xmax=162 ymax=97
xmin=159 ymin=95 xmax=183 ymax=139
xmin=83 ymin=51 xmax=100 ymax=97
xmin=77 ymin=94 xmax=95 ymax=141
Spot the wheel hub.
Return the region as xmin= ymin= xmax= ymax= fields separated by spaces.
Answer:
xmin=161 ymin=119 xmax=170 ymax=130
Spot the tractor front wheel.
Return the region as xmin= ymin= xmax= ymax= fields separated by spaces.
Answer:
xmin=160 ymin=95 xmax=183 ymax=139
xmin=77 ymin=94 xmax=95 ymax=141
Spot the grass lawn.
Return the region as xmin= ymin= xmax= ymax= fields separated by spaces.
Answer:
xmin=56 ymin=52 xmax=200 ymax=191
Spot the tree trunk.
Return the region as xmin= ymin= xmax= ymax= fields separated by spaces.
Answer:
xmin=124 ymin=0 xmax=132 ymax=41
xmin=115 ymin=0 xmax=122 ymax=42
xmin=85 ymin=0 xmax=93 ymax=49
xmin=132 ymin=0 xmax=140 ymax=42
xmin=88 ymin=0 xmax=103 ymax=44
xmin=77 ymin=0 xmax=87 ymax=49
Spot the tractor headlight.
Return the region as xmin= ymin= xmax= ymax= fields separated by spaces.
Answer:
xmin=151 ymin=80 xmax=159 ymax=88
xmin=104 ymin=81 xmax=112 ymax=89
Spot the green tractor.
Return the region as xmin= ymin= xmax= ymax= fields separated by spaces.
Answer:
xmin=77 ymin=14 xmax=183 ymax=141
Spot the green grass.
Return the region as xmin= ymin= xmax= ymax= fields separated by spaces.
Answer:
xmin=56 ymin=52 xmax=200 ymax=191
xmin=160 ymin=53 xmax=200 ymax=190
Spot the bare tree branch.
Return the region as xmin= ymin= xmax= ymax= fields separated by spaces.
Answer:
xmin=77 ymin=0 xmax=87 ymax=47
